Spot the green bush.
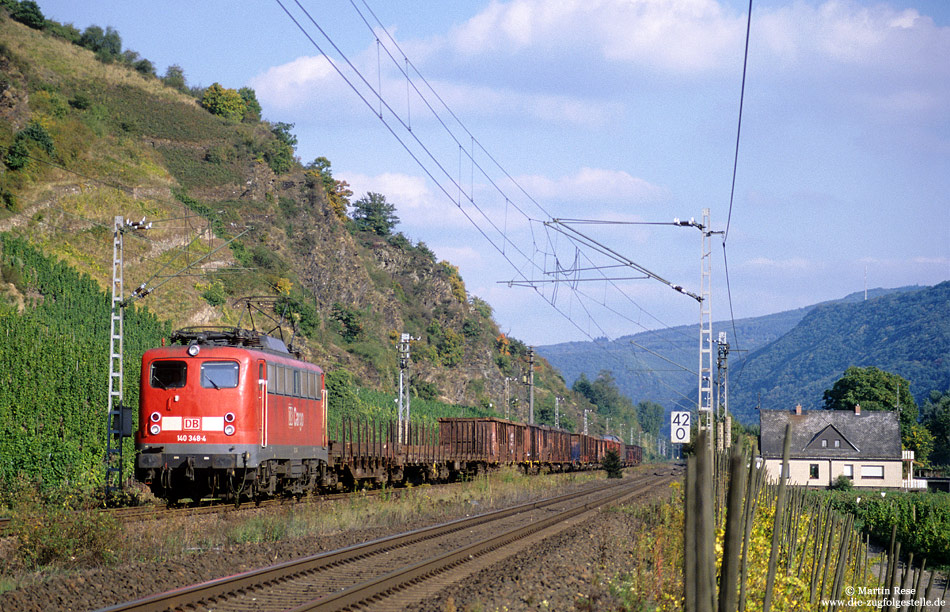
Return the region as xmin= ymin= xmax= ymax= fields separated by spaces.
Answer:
xmin=200 ymin=281 xmax=227 ymax=307
xmin=326 ymin=369 xmax=360 ymax=414
xmin=830 ymin=474 xmax=853 ymax=491
xmin=200 ymin=82 xmax=245 ymax=122
xmin=68 ymin=93 xmax=91 ymax=110
xmin=4 ymin=120 xmax=55 ymax=170
xmin=331 ymin=303 xmax=364 ymax=342
xmin=262 ymin=122 xmax=297 ymax=175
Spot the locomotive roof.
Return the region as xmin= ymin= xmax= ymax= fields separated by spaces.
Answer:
xmin=171 ymin=326 xmax=296 ymax=355
xmin=146 ymin=326 xmax=320 ymax=370
xmin=146 ymin=343 xmax=322 ymax=371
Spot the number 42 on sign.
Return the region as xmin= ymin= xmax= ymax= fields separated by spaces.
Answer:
xmin=671 ymin=411 xmax=691 ymax=444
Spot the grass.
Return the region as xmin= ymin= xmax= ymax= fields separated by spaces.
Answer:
xmin=0 ymin=467 xmax=602 ymax=592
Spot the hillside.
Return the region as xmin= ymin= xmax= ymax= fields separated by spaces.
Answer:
xmin=538 ymin=287 xmax=923 ymax=412
xmin=727 ymin=282 xmax=950 ymax=423
xmin=539 ymin=284 xmax=949 ymax=425
xmin=537 ymin=305 xmax=814 ymax=412
xmin=0 ymin=6 xmax=633 ymax=492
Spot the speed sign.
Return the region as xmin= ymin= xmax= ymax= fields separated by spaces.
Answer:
xmin=671 ymin=411 xmax=691 ymax=444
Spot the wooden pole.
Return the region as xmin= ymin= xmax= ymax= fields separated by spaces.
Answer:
xmin=762 ymin=423 xmax=792 ymax=612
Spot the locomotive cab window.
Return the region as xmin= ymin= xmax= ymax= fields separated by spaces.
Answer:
xmin=150 ymin=360 xmax=187 ymax=389
xmin=201 ymin=361 xmax=240 ymax=389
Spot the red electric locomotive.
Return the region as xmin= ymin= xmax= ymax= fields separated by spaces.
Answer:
xmin=135 ymin=327 xmax=327 ymax=504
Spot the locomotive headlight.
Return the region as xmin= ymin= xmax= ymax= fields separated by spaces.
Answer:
xmin=224 ymin=412 xmax=236 ymax=423
xmin=187 ymin=344 xmax=200 ymax=357
xmin=224 ymin=424 xmax=236 ymax=436
xmin=150 ymin=411 xmax=161 ymax=423
xmin=149 ymin=423 xmax=161 ymax=435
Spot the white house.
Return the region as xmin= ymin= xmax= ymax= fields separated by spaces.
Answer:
xmin=759 ymin=405 xmax=915 ymax=489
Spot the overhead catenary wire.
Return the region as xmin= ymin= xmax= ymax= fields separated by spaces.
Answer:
xmin=352 ymin=0 xmax=703 ymax=394
xmin=271 ymin=0 xmax=769 ymax=409
xmin=719 ymin=0 xmax=755 ymax=355
xmin=275 ymin=1 xmax=680 ymax=326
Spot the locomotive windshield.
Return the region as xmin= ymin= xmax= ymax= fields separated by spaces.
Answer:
xmin=150 ymin=360 xmax=187 ymax=389
xmin=201 ymin=361 xmax=240 ymax=389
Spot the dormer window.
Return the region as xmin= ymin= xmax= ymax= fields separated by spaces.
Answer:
xmin=821 ymin=440 xmax=827 ymax=448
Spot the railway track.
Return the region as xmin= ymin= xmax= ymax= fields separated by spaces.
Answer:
xmin=97 ymin=472 xmax=672 ymax=612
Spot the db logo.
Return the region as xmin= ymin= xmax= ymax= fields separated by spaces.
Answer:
xmin=184 ymin=417 xmax=201 ymax=430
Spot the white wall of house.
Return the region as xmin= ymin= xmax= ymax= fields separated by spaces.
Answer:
xmin=762 ymin=458 xmax=903 ymax=488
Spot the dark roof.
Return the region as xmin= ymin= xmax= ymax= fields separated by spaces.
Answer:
xmin=759 ymin=409 xmax=901 ymax=460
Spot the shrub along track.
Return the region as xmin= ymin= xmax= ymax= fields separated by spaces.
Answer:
xmin=94 ymin=471 xmax=673 ymax=612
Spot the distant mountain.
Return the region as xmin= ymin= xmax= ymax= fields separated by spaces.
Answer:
xmin=727 ymin=282 xmax=949 ymax=423
xmin=537 ymin=285 xmax=944 ymax=424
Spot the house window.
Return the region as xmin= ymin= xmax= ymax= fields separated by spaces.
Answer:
xmin=821 ymin=440 xmax=827 ymax=448
xmin=809 ymin=464 xmax=819 ymax=479
xmin=861 ymin=465 xmax=885 ymax=479
xmin=834 ymin=440 xmax=840 ymax=448
xmin=843 ymin=464 xmax=853 ymax=478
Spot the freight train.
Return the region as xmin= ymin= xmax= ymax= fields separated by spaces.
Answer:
xmin=135 ymin=327 xmax=642 ymax=504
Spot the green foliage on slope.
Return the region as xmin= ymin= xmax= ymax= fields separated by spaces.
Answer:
xmin=729 ymin=283 xmax=949 ymax=424
xmin=0 ymin=234 xmax=170 ymax=497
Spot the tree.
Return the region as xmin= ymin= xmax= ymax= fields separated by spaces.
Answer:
xmin=904 ymin=423 xmax=935 ymax=468
xmin=602 ymin=449 xmax=623 ymax=478
xmin=922 ymin=390 xmax=950 ymax=466
xmin=200 ymin=83 xmax=245 ymax=122
xmin=133 ymin=58 xmax=155 ymax=77
xmin=11 ymin=0 xmax=45 ymax=29
xmin=238 ymin=87 xmax=262 ymax=122
xmin=163 ymin=65 xmax=187 ymax=92
xmin=572 ymin=373 xmax=594 ymax=402
xmin=79 ymin=25 xmax=122 ymax=62
xmin=636 ymin=401 xmax=665 ymax=436
xmin=263 ymin=122 xmax=297 ymax=174
xmin=351 ymin=192 xmax=399 ymax=236
xmin=823 ymin=366 xmax=919 ymax=446
xmin=305 ymin=157 xmax=351 ymax=220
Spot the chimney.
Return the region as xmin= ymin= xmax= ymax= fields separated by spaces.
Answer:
xmin=854 ymin=404 xmax=861 ymax=416
xmin=794 ymin=404 xmax=802 ymax=415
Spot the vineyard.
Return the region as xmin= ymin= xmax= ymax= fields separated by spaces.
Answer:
xmin=0 ymin=234 xmax=169 ymax=497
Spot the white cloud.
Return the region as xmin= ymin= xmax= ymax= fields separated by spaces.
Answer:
xmin=450 ymin=0 xmax=746 ymax=74
xmin=249 ymin=55 xmax=341 ymax=111
xmin=252 ymin=53 xmax=619 ymax=129
xmin=514 ymin=167 xmax=667 ymax=204
xmin=757 ymin=1 xmax=950 ymax=77
xmin=912 ymin=256 xmax=950 ymax=267
xmin=430 ymin=245 xmax=483 ymax=268
xmin=343 ymin=171 xmax=431 ymax=212
xmin=744 ymin=257 xmax=814 ymax=272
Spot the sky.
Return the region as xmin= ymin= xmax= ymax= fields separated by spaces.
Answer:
xmin=35 ymin=0 xmax=950 ymax=349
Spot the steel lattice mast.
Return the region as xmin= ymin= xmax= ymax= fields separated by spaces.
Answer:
xmin=105 ymin=216 xmax=126 ymax=495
